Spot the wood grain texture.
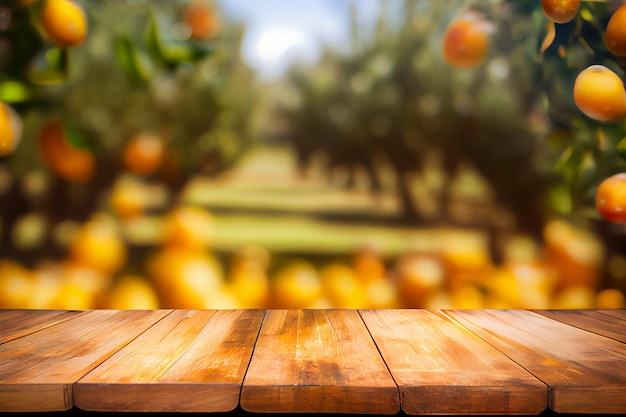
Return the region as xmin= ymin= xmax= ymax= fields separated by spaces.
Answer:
xmin=534 ymin=309 xmax=626 ymax=343
xmin=240 ymin=309 xmax=400 ymax=414
xmin=0 ymin=309 xmax=169 ymax=412
xmin=75 ymin=309 xmax=264 ymax=413
xmin=360 ymin=309 xmax=546 ymax=415
xmin=0 ymin=309 xmax=82 ymax=344
xmin=446 ymin=309 xmax=626 ymax=414
xmin=595 ymin=308 xmax=626 ymax=321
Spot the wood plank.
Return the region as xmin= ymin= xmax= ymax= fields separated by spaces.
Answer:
xmin=446 ymin=309 xmax=626 ymax=414
xmin=360 ymin=309 xmax=546 ymax=415
xmin=595 ymin=309 xmax=626 ymax=321
xmin=75 ymin=309 xmax=264 ymax=413
xmin=240 ymin=309 xmax=400 ymax=414
xmin=0 ymin=310 xmax=83 ymax=344
xmin=0 ymin=309 xmax=170 ymax=412
xmin=535 ymin=310 xmax=626 ymax=343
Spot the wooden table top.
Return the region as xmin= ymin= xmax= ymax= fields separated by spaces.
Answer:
xmin=0 ymin=309 xmax=624 ymax=415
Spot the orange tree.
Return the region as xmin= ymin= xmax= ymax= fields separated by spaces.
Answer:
xmin=273 ymin=0 xmax=626 ymax=288
xmin=536 ymin=0 xmax=626 ymax=292
xmin=272 ymin=0 xmax=553 ymax=263
xmin=0 ymin=0 xmax=257 ymax=265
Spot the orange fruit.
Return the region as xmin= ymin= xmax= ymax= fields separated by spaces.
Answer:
xmin=68 ymin=215 xmax=127 ymax=275
xmin=352 ymin=245 xmax=386 ymax=283
xmin=543 ymin=219 xmax=604 ymax=290
xmin=37 ymin=120 xmax=95 ymax=183
xmin=123 ymin=132 xmax=164 ymax=176
xmin=320 ymin=263 xmax=366 ymax=309
xmin=110 ymin=176 xmax=147 ymax=220
xmin=161 ymin=206 xmax=214 ymax=250
xmin=183 ymin=0 xmax=220 ymax=40
xmin=595 ymin=288 xmax=625 ymax=308
xmin=0 ymin=260 xmax=34 ymax=308
xmin=363 ymin=277 xmax=400 ymax=309
xmin=606 ymin=5 xmax=626 ymax=57
xmin=573 ymin=65 xmax=626 ymax=123
xmin=0 ymin=102 xmax=22 ymax=157
xmin=541 ymin=0 xmax=580 ymax=24
xmin=41 ymin=0 xmax=88 ymax=47
xmin=395 ymin=253 xmax=445 ymax=307
xmin=552 ymin=286 xmax=595 ymax=309
xmin=147 ymin=247 xmax=224 ymax=309
xmin=104 ymin=275 xmax=160 ymax=309
xmin=596 ymin=173 xmax=626 ymax=223
xmin=271 ymin=261 xmax=323 ymax=308
xmin=442 ymin=16 xmax=490 ymax=68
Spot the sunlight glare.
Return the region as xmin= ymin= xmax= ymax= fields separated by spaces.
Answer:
xmin=255 ymin=27 xmax=305 ymax=61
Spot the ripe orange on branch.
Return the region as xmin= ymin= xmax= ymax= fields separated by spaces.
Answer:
xmin=442 ymin=14 xmax=491 ymax=68
xmin=40 ymin=0 xmax=88 ymax=47
xmin=0 ymin=102 xmax=22 ymax=157
xmin=605 ymin=5 xmax=626 ymax=57
xmin=123 ymin=132 xmax=164 ymax=176
xmin=183 ymin=0 xmax=220 ymax=40
xmin=596 ymin=173 xmax=626 ymax=223
xmin=541 ymin=0 xmax=580 ymax=24
xmin=37 ymin=120 xmax=95 ymax=183
xmin=573 ymin=65 xmax=626 ymax=123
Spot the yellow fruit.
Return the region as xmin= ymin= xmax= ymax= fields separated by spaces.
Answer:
xmin=41 ymin=0 xmax=88 ymax=47
xmin=229 ymin=262 xmax=270 ymax=308
xmin=450 ymin=284 xmax=485 ymax=309
xmin=552 ymin=286 xmax=595 ymax=309
xmin=49 ymin=282 xmax=94 ymax=310
xmin=595 ymin=288 xmax=625 ymax=308
xmin=162 ymin=206 xmax=214 ymax=250
xmin=320 ymin=263 xmax=366 ymax=309
xmin=0 ymin=260 xmax=34 ymax=308
xmin=395 ymin=253 xmax=444 ymax=307
xmin=68 ymin=216 xmax=127 ymax=275
xmin=110 ymin=176 xmax=147 ymax=220
xmin=147 ymin=247 xmax=224 ymax=309
xmin=364 ymin=277 xmax=400 ymax=309
xmin=442 ymin=242 xmax=493 ymax=291
xmin=272 ymin=261 xmax=323 ymax=308
xmin=105 ymin=275 xmax=160 ymax=309
xmin=543 ymin=219 xmax=604 ymax=291
xmin=573 ymin=65 xmax=626 ymax=123
xmin=0 ymin=102 xmax=22 ymax=157
xmin=352 ymin=245 xmax=386 ymax=283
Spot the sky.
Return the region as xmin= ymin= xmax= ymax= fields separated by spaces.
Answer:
xmin=218 ymin=0 xmax=382 ymax=80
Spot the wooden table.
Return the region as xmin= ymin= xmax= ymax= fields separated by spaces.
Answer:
xmin=0 ymin=309 xmax=624 ymax=415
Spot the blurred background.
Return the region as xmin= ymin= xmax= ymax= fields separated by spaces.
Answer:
xmin=1 ymin=0 xmax=625 ymax=310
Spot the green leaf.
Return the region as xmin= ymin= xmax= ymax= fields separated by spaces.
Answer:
xmin=145 ymin=12 xmax=169 ymax=68
xmin=547 ymin=184 xmax=573 ymax=215
xmin=65 ymin=129 xmax=90 ymax=151
xmin=0 ymin=81 xmax=32 ymax=103
xmin=27 ymin=47 xmax=69 ymax=85
xmin=145 ymin=11 xmax=213 ymax=70
xmin=115 ymin=36 xmax=152 ymax=85
xmin=615 ymin=136 xmax=626 ymax=162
